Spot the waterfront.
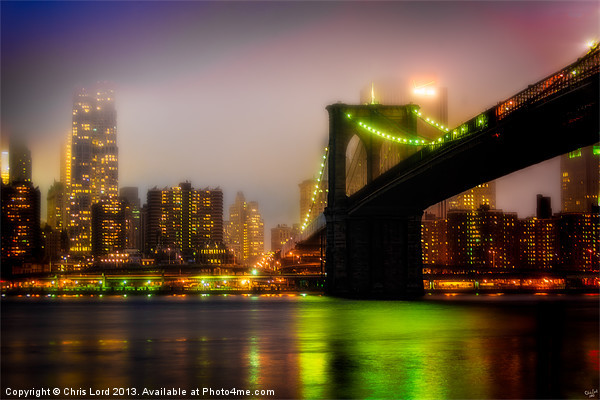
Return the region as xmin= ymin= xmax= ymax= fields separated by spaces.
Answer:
xmin=1 ymin=294 xmax=598 ymax=399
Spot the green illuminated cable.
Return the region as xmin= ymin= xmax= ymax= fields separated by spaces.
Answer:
xmin=346 ymin=113 xmax=427 ymax=146
xmin=301 ymin=147 xmax=329 ymax=232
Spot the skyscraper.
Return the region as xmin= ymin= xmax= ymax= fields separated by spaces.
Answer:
xmin=226 ymin=192 xmax=264 ymax=264
xmin=144 ymin=183 xmax=224 ymax=259
xmin=561 ymin=145 xmax=599 ymax=212
xmin=66 ymin=85 xmax=118 ymax=253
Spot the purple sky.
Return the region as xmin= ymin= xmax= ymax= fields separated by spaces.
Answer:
xmin=1 ymin=1 xmax=598 ymax=248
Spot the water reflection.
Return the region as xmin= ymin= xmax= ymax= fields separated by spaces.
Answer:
xmin=1 ymin=295 xmax=598 ymax=399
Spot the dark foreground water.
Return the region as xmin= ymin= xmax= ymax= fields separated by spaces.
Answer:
xmin=1 ymin=294 xmax=598 ymax=399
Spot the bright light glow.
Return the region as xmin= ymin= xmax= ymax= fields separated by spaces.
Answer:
xmin=413 ymin=87 xmax=436 ymax=96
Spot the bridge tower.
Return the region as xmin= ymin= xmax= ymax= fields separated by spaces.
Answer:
xmin=325 ymin=103 xmax=424 ymax=298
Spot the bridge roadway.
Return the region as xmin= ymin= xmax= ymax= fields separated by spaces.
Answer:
xmin=304 ymin=46 xmax=599 ymax=299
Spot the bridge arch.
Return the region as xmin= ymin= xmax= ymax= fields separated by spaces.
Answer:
xmin=346 ymin=134 xmax=367 ymax=196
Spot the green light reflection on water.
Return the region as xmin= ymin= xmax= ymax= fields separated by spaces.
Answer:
xmin=295 ymin=296 xmax=496 ymax=399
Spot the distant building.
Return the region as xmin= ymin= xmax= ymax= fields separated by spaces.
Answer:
xmin=42 ymin=225 xmax=68 ymax=263
xmin=91 ymin=197 xmax=127 ymax=256
xmin=271 ymin=224 xmax=294 ymax=252
xmin=120 ymin=187 xmax=142 ymax=251
xmin=144 ymin=183 xmax=224 ymax=259
xmin=517 ymin=194 xmax=556 ymax=270
xmin=448 ymin=182 xmax=496 ymax=212
xmin=446 ymin=206 xmax=518 ymax=269
xmin=120 ymin=187 xmax=140 ymax=208
xmin=1 ymin=181 xmax=41 ymax=273
xmin=204 ymin=188 xmax=224 ymax=245
xmin=47 ymin=181 xmax=66 ymax=231
xmin=556 ymin=213 xmax=598 ymax=270
xmin=421 ymin=214 xmax=448 ymax=265
xmin=561 ymin=145 xmax=599 ymax=212
xmin=8 ymin=140 xmax=32 ymax=183
xmin=0 ymin=150 xmax=8 ymax=184
xmin=196 ymin=241 xmax=234 ymax=265
xmin=536 ymin=194 xmax=552 ymax=220
xmin=422 ymin=189 xmax=597 ymax=271
xmin=518 ymin=217 xmax=557 ymax=270
xmin=226 ymin=192 xmax=264 ymax=264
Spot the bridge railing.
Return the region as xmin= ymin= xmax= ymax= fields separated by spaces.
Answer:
xmin=496 ymin=44 xmax=599 ymax=121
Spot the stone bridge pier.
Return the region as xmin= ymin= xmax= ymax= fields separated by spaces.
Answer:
xmin=326 ymin=208 xmax=424 ymax=298
xmin=324 ymin=103 xmax=424 ymax=298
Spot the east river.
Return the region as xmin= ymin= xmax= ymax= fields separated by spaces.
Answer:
xmin=1 ymin=294 xmax=598 ymax=399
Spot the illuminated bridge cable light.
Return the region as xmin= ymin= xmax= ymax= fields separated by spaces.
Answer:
xmin=412 ymin=108 xmax=450 ymax=133
xmin=345 ymin=113 xmax=423 ymax=146
xmin=302 ymin=146 xmax=329 ymax=232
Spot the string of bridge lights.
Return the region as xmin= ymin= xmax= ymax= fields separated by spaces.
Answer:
xmin=300 ymin=147 xmax=328 ymax=232
xmin=345 ymin=111 xmax=464 ymax=146
xmin=345 ymin=113 xmax=427 ymax=146
xmin=411 ymin=109 xmax=450 ymax=133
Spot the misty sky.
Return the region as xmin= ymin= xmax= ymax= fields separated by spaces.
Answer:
xmin=1 ymin=1 xmax=598 ymax=248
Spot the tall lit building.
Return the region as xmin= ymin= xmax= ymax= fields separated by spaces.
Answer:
xmin=202 ymin=188 xmax=224 ymax=245
xmin=66 ymin=85 xmax=118 ymax=253
xmin=247 ymin=201 xmax=264 ymax=259
xmin=144 ymin=183 xmax=223 ymax=259
xmin=226 ymin=192 xmax=264 ymax=264
xmin=561 ymin=145 xmax=599 ymax=212
xmin=91 ymin=197 xmax=127 ymax=256
xmin=1 ymin=181 xmax=41 ymax=273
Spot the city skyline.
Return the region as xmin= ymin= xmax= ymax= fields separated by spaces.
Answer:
xmin=1 ymin=1 xmax=598 ymax=237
